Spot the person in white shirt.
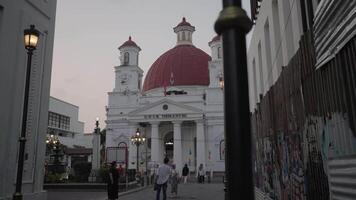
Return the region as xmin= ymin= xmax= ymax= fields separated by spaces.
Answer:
xmin=155 ymin=157 xmax=171 ymax=200
xmin=198 ymin=163 xmax=205 ymax=183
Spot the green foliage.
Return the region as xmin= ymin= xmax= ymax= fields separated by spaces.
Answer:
xmin=45 ymin=173 xmax=63 ymax=183
xmin=98 ymin=165 xmax=109 ymax=183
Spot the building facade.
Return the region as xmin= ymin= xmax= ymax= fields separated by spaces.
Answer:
xmin=106 ymin=18 xmax=225 ymax=174
xmin=0 ymin=0 xmax=56 ymax=199
xmin=47 ymin=97 xmax=92 ymax=170
xmin=48 ymin=96 xmax=89 ymax=148
xmin=247 ymin=0 xmax=320 ymax=111
xmin=248 ymin=0 xmax=356 ymax=199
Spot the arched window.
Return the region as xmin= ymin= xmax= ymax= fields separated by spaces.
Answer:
xmin=124 ymin=52 xmax=129 ymax=65
xmin=220 ymin=139 xmax=225 ymax=160
xmin=217 ymin=47 xmax=222 ymax=59
xmin=182 ymin=31 xmax=186 ymax=41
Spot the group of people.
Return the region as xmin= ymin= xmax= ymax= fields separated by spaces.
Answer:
xmin=154 ymin=158 xmax=207 ymax=200
xmin=106 ymin=159 xmax=206 ymax=200
xmin=154 ymin=157 xmax=188 ymax=200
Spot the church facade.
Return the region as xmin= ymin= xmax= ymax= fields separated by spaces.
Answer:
xmin=106 ymin=18 xmax=225 ymax=173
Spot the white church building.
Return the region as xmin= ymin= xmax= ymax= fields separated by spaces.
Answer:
xmin=106 ymin=18 xmax=225 ymax=174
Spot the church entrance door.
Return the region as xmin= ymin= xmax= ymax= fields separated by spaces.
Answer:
xmin=164 ymin=132 xmax=173 ymax=159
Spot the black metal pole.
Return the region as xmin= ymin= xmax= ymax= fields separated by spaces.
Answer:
xmin=136 ymin=144 xmax=139 ymax=172
xmin=214 ymin=1 xmax=253 ymax=200
xmin=13 ymin=50 xmax=33 ymax=200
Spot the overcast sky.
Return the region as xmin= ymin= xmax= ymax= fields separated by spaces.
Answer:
xmin=51 ymin=0 xmax=251 ymax=132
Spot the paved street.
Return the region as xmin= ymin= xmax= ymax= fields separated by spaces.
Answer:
xmin=47 ymin=189 xmax=107 ymax=200
xmin=47 ymin=183 xmax=224 ymax=200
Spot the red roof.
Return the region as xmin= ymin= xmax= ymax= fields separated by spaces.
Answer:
xmin=118 ymin=36 xmax=141 ymax=50
xmin=175 ymin=17 xmax=192 ymax=27
xmin=142 ymin=45 xmax=211 ymax=92
xmin=208 ymin=35 xmax=221 ymax=46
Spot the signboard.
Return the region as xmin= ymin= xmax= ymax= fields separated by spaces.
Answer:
xmin=144 ymin=114 xmax=187 ymax=120
xmin=106 ymin=147 xmax=127 ymax=167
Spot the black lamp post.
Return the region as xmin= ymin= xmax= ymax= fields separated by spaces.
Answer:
xmin=214 ymin=1 xmax=254 ymax=200
xmin=130 ymin=128 xmax=145 ymax=172
xmin=13 ymin=25 xmax=40 ymax=200
xmin=94 ymin=117 xmax=100 ymax=168
xmin=95 ymin=117 xmax=100 ymax=134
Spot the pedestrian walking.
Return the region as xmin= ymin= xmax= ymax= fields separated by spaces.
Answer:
xmin=155 ymin=157 xmax=171 ymax=200
xmin=198 ymin=163 xmax=205 ymax=184
xmin=107 ymin=161 xmax=119 ymax=200
xmin=182 ymin=164 xmax=189 ymax=184
xmin=170 ymin=164 xmax=179 ymax=198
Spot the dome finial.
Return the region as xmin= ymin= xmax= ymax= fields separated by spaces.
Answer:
xmin=129 ymin=36 xmax=132 ymax=40
xmin=182 ymin=17 xmax=186 ymax=22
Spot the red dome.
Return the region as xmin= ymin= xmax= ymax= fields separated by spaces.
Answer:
xmin=143 ymin=45 xmax=211 ymax=92
xmin=118 ymin=36 xmax=141 ymax=50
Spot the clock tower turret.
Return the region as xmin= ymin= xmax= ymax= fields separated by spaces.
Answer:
xmin=114 ymin=36 xmax=143 ymax=93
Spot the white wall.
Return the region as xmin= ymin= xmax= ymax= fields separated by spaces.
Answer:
xmin=247 ymin=0 xmax=304 ymax=111
xmin=0 ymin=0 xmax=56 ymax=199
xmin=49 ymin=96 xmax=84 ymax=134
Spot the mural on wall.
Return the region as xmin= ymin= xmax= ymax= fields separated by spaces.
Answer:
xmin=303 ymin=117 xmax=330 ymax=200
xmin=259 ymin=133 xmax=305 ymax=200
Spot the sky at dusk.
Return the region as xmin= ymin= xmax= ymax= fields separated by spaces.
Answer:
xmin=51 ymin=0 xmax=251 ymax=132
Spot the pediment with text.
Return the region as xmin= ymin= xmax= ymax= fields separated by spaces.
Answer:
xmin=128 ymin=99 xmax=203 ymax=121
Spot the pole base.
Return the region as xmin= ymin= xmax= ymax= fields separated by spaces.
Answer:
xmin=13 ymin=192 xmax=23 ymax=200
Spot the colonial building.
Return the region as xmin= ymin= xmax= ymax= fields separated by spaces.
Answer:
xmin=0 ymin=1 xmax=56 ymax=199
xmin=106 ymin=18 xmax=225 ymax=174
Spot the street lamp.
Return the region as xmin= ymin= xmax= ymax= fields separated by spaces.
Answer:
xmin=94 ymin=117 xmax=100 ymax=168
xmin=95 ymin=117 xmax=100 ymax=134
xmin=13 ymin=25 xmax=40 ymax=200
xmin=130 ymin=128 xmax=145 ymax=172
xmin=46 ymin=134 xmax=62 ymax=172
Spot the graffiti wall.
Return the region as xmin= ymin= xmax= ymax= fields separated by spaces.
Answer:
xmin=251 ymin=32 xmax=356 ymax=199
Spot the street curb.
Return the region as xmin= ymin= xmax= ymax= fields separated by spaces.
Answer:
xmin=118 ymin=185 xmax=152 ymax=197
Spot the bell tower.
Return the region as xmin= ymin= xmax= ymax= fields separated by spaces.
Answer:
xmin=208 ymin=35 xmax=223 ymax=88
xmin=114 ymin=36 xmax=143 ymax=93
xmin=173 ymin=17 xmax=195 ymax=46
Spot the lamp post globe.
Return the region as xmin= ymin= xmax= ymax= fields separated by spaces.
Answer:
xmin=131 ymin=128 xmax=145 ymax=172
xmin=24 ymin=25 xmax=40 ymax=51
xmin=13 ymin=25 xmax=40 ymax=200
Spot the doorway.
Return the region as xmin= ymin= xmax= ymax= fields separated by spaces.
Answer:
xmin=164 ymin=132 xmax=173 ymax=159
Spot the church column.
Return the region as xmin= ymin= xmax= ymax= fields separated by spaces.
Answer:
xmin=128 ymin=123 xmax=138 ymax=170
xmin=196 ymin=120 xmax=206 ymax=172
xmin=173 ymin=121 xmax=183 ymax=175
xmin=150 ymin=121 xmax=160 ymax=165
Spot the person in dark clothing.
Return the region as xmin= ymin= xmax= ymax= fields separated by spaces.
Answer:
xmin=107 ymin=161 xmax=119 ymax=200
xmin=182 ymin=164 xmax=189 ymax=184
